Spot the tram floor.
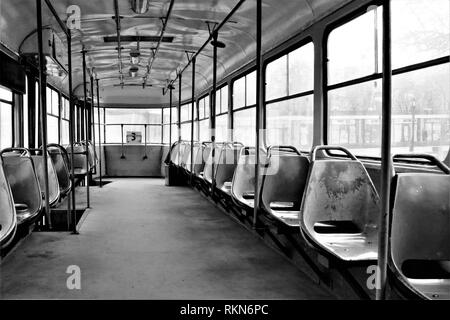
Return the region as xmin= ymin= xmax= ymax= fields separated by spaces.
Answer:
xmin=0 ymin=178 xmax=334 ymax=299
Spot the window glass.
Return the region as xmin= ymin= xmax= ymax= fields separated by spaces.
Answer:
xmin=199 ymin=119 xmax=210 ymax=142
xmin=0 ymin=86 xmax=13 ymax=102
xmin=266 ymin=95 xmax=314 ymax=151
xmin=0 ymin=101 xmax=12 ymax=149
xmin=106 ymin=108 xmax=162 ymax=124
xmin=266 ymin=55 xmax=288 ymax=100
xmin=246 ymin=71 xmax=257 ymax=106
xmin=233 ymin=108 xmax=255 ymax=146
xmin=392 ymin=63 xmax=449 ymax=159
xmin=215 ymin=114 xmax=228 ymax=142
xmin=392 ymin=0 xmax=449 ymax=69
xmin=24 ymin=79 xmax=29 ymax=147
xmin=233 ymin=76 xmax=247 ymax=110
xmin=181 ymin=122 xmax=192 ymax=141
xmin=171 ymin=107 xmax=178 ymax=123
xmin=47 ymin=114 xmax=59 ymax=144
xmin=163 ymin=124 xmax=170 ymax=144
xmin=328 ymin=7 xmax=383 ymax=85
xmin=328 ymin=80 xmax=382 ymax=157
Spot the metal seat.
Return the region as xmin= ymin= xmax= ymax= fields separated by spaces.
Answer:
xmin=300 ymin=146 xmax=380 ymax=262
xmin=1 ymin=148 xmax=43 ymax=226
xmin=215 ymin=142 xmax=243 ymax=194
xmin=202 ymin=143 xmax=224 ymax=185
xmin=180 ymin=141 xmax=191 ymax=169
xmin=81 ymin=140 xmax=97 ymax=171
xmin=30 ymin=149 xmax=61 ymax=207
xmin=0 ymin=157 xmax=17 ymax=250
xmin=389 ymin=154 xmax=450 ymax=300
xmin=66 ymin=143 xmax=89 ymax=177
xmin=186 ymin=142 xmax=200 ymax=173
xmin=48 ymin=144 xmax=72 ymax=196
xmin=260 ymin=146 xmax=309 ymax=227
xmin=231 ymin=147 xmax=266 ymax=209
xmin=194 ymin=142 xmax=211 ymax=178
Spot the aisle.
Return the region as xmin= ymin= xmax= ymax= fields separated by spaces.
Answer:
xmin=0 ymin=179 xmax=333 ymax=299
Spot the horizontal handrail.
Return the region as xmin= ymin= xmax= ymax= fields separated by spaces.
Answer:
xmin=311 ymin=145 xmax=357 ymax=161
xmin=393 ymin=154 xmax=450 ymax=174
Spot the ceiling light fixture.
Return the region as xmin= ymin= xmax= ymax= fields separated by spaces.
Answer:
xmin=130 ymin=0 xmax=150 ymax=14
xmin=129 ymin=66 xmax=139 ymax=77
xmin=130 ymin=48 xmax=140 ymax=65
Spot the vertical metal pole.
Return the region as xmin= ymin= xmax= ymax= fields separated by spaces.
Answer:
xmin=96 ymin=79 xmax=103 ymax=187
xmin=169 ymin=87 xmax=173 ymax=145
xmin=120 ymin=124 xmax=125 ymax=158
xmin=376 ymin=0 xmax=392 ymax=300
xmin=82 ymin=50 xmax=90 ymax=208
xmin=143 ymin=124 xmax=148 ymax=159
xmin=67 ymin=30 xmax=77 ymax=234
xmin=90 ymin=75 xmax=95 ymax=179
xmin=36 ymin=0 xmax=52 ymax=229
xmin=190 ymin=57 xmax=196 ymax=182
xmin=178 ymin=74 xmax=182 ymax=164
xmin=211 ymin=31 xmax=218 ymax=192
xmin=253 ymin=0 xmax=262 ymax=229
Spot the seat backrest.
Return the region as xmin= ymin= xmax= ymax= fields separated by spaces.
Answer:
xmin=48 ymin=145 xmax=72 ymax=194
xmin=181 ymin=142 xmax=191 ymax=168
xmin=260 ymin=150 xmax=310 ymax=212
xmin=186 ymin=143 xmax=200 ymax=172
xmin=301 ymin=157 xmax=379 ymax=236
xmin=1 ymin=150 xmax=42 ymax=218
xmin=66 ymin=143 xmax=88 ymax=171
xmin=0 ymin=157 xmax=16 ymax=247
xmin=390 ymin=173 xmax=450 ymax=278
xmin=231 ymin=147 xmax=267 ymax=202
xmin=215 ymin=144 xmax=242 ymax=190
xmin=193 ymin=143 xmax=209 ymax=176
xmin=203 ymin=144 xmax=222 ymax=183
xmin=82 ymin=140 xmax=97 ymax=169
xmin=31 ymin=153 xmax=60 ymax=205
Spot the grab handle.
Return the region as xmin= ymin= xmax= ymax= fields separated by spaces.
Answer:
xmin=393 ymin=154 xmax=450 ymax=174
xmin=0 ymin=147 xmax=31 ymax=158
xmin=268 ymin=145 xmax=300 ymax=157
xmin=311 ymin=145 xmax=357 ymax=161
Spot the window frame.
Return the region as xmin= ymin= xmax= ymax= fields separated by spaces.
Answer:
xmin=324 ymin=1 xmax=450 ymax=160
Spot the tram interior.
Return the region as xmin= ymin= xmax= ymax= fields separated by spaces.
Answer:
xmin=0 ymin=0 xmax=449 ymax=300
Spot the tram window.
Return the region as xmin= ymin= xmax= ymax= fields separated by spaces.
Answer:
xmin=233 ymin=108 xmax=255 ymax=146
xmin=181 ymin=122 xmax=191 ymax=141
xmin=0 ymin=86 xmax=13 ymax=149
xmin=392 ymin=60 xmax=449 ymax=160
xmin=328 ymin=81 xmax=382 ymax=157
xmin=46 ymin=86 xmax=59 ymax=144
xmin=171 ymin=106 xmax=178 ymax=124
xmin=215 ymin=114 xmax=228 ymax=142
xmin=23 ymin=77 xmax=29 ymax=148
xmin=265 ymin=42 xmax=314 ymax=151
xmin=93 ymin=105 xmax=104 ymax=147
xmin=170 ymin=124 xmax=177 ymax=144
xmin=198 ymin=95 xmax=210 ymax=141
xmin=328 ymin=7 xmax=382 ymax=86
xmin=327 ymin=7 xmax=383 ymax=157
xmin=199 ymin=119 xmax=209 ymax=142
xmin=266 ymin=96 xmax=314 ymax=151
xmin=392 ymin=0 xmax=449 ymax=69
xmin=215 ymin=85 xmax=228 ymax=115
xmin=162 ymin=107 xmax=170 ymax=144
xmin=180 ymin=103 xmax=192 ymax=122
xmin=61 ymin=97 xmax=70 ymax=145
xmin=105 ymin=108 xmax=162 ymax=144
xmin=232 ymin=70 xmax=257 ymax=145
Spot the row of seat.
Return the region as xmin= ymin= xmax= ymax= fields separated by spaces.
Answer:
xmin=0 ymin=141 xmax=98 ymax=251
xmin=166 ymin=140 xmax=449 ymax=300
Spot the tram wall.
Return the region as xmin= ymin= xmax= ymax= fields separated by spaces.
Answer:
xmin=101 ymin=144 xmax=167 ymax=177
